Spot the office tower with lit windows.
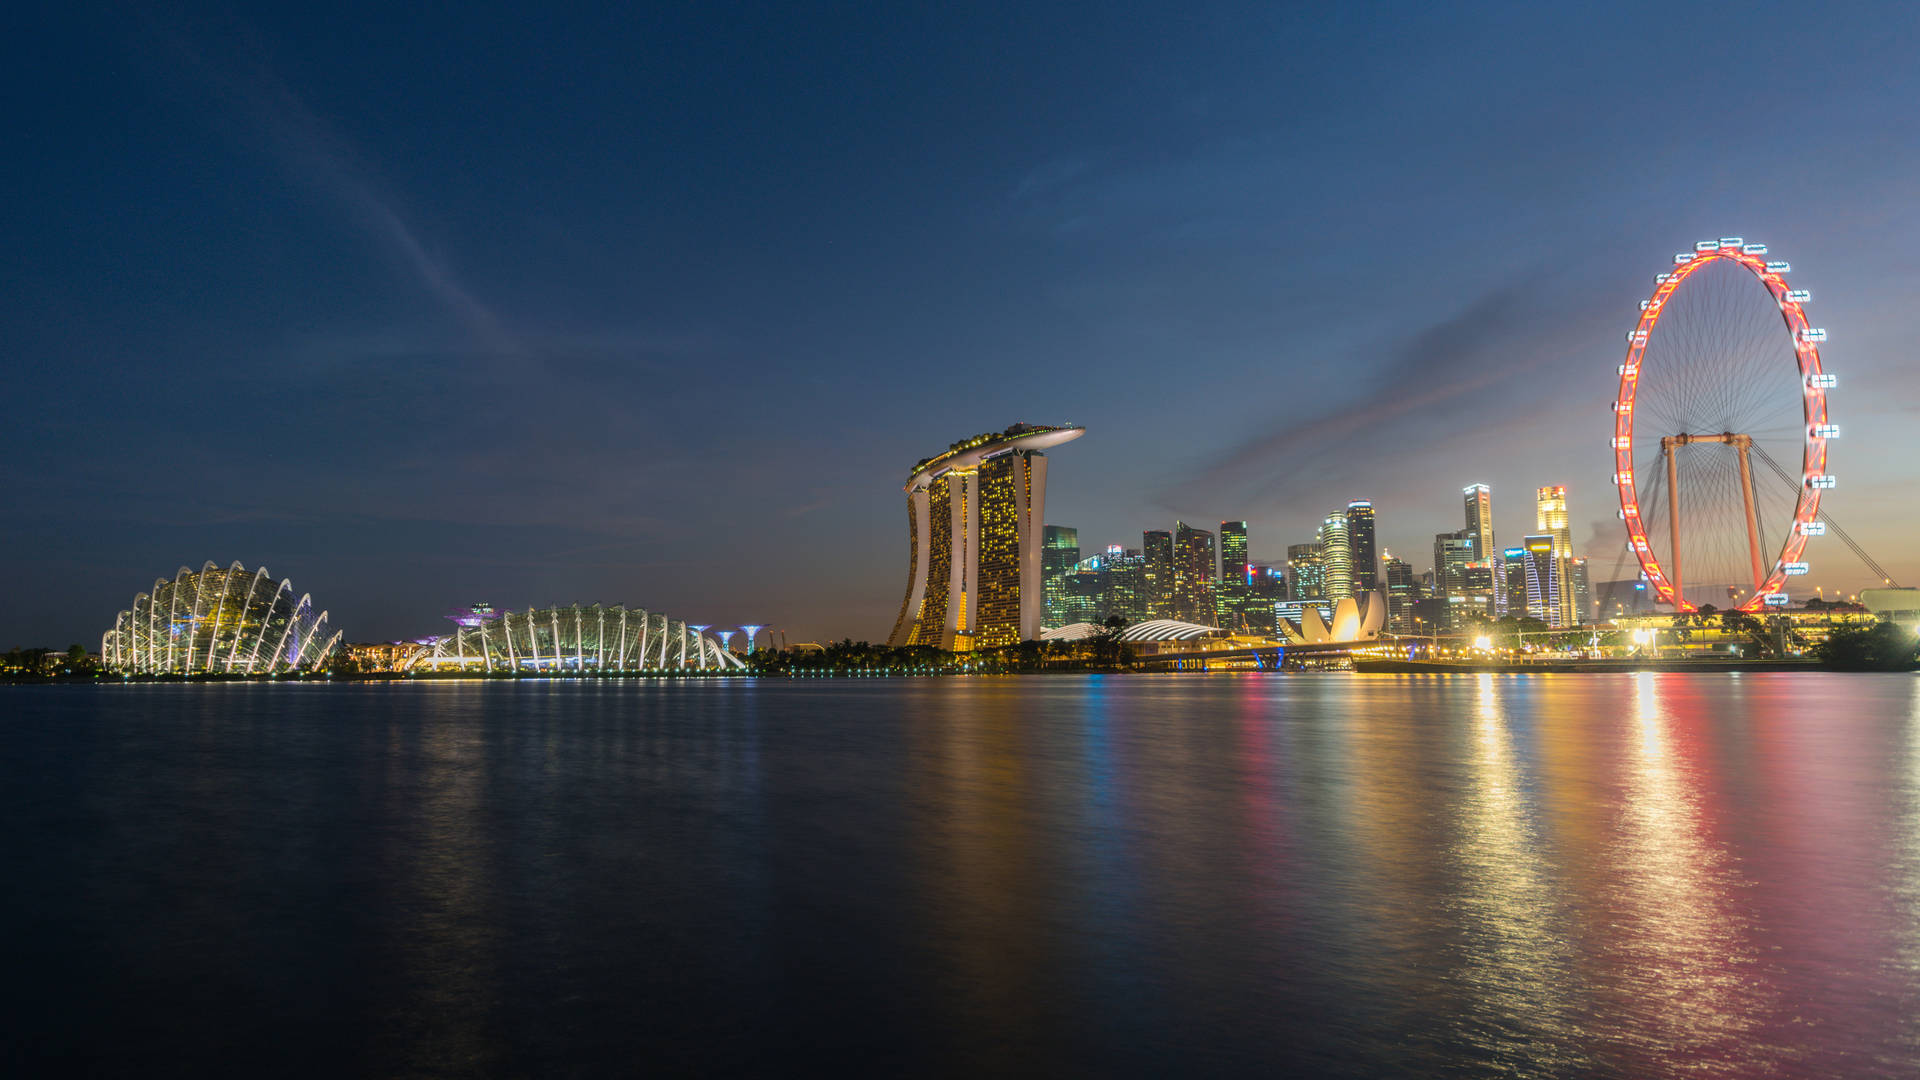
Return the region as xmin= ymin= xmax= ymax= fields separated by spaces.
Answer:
xmin=1220 ymin=521 xmax=1249 ymax=585
xmin=1384 ymin=553 xmax=1418 ymax=634
xmin=1142 ymin=530 xmax=1174 ymax=617
xmin=1463 ymin=484 xmax=1495 ymax=563
xmin=1536 ymin=485 xmax=1573 ymax=627
xmin=1570 ymin=556 xmax=1592 ymax=626
xmin=1499 ymin=547 xmax=1528 ymax=618
xmin=1431 ymin=530 xmax=1479 ymax=631
xmin=1344 ymin=501 xmax=1378 ymax=592
xmin=1288 ymin=543 xmax=1325 ymax=601
xmin=1063 ymin=570 xmax=1102 ymax=625
xmin=1244 ymin=564 xmax=1284 ymax=634
xmin=1214 ymin=561 xmax=1280 ymax=633
xmin=1041 ymin=525 xmax=1080 ymax=628
xmin=1173 ymin=521 xmax=1218 ymax=624
xmin=1108 ymin=548 xmax=1150 ymax=623
xmin=1522 ymin=534 xmax=1563 ymax=627
xmin=1319 ymin=513 xmax=1353 ymax=601
xmin=889 ymin=423 xmax=1085 ymax=650
xmin=1079 ymin=546 xmax=1149 ymax=625
xmin=1433 ymin=530 xmax=1475 ymax=597
xmin=1453 ymin=564 xmax=1496 ymax=627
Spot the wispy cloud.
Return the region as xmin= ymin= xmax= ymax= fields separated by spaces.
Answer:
xmin=141 ymin=13 xmax=516 ymax=356
xmin=1158 ymin=265 xmax=1620 ymax=511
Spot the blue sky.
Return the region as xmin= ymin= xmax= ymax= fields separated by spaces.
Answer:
xmin=4 ymin=1 xmax=1918 ymax=645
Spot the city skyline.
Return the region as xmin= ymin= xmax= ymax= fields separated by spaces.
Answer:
xmin=5 ymin=4 xmax=1919 ymax=647
xmin=1039 ymin=474 xmax=1608 ymax=639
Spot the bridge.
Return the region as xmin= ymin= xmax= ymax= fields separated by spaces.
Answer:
xmin=1128 ymin=637 xmax=1374 ymax=672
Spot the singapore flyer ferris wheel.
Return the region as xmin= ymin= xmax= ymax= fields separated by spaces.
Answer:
xmin=1612 ymin=237 xmax=1834 ymax=613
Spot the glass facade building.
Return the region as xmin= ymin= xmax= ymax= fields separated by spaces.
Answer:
xmin=1463 ymin=484 xmax=1495 ymax=563
xmin=1523 ymin=534 xmax=1564 ymax=627
xmin=1220 ymin=521 xmax=1249 ymax=585
xmin=414 ymin=604 xmax=742 ymax=671
xmin=1384 ymin=554 xmax=1418 ymax=634
xmin=1142 ymin=530 xmax=1175 ymax=618
xmin=1570 ymin=556 xmax=1592 ymax=626
xmin=1453 ymin=563 xmax=1496 ymax=626
xmin=1536 ymin=485 xmax=1574 ymax=628
xmin=1173 ymin=521 xmax=1218 ymax=624
xmin=1500 ymin=547 xmax=1528 ymax=618
xmin=1288 ymin=543 xmax=1325 ymax=601
xmin=1345 ymin=501 xmax=1378 ymax=593
xmin=102 ymin=561 xmax=340 ymax=675
xmin=1433 ymin=530 xmax=1475 ymax=592
xmin=1042 ymin=525 xmax=1080 ymax=628
xmin=1319 ymin=513 xmax=1352 ymax=601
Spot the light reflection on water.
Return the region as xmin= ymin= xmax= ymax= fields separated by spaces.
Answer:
xmin=1612 ymin=675 xmax=1772 ymax=1074
xmin=5 ymin=673 xmax=1920 ymax=1077
xmin=1445 ymin=675 xmax=1583 ymax=1072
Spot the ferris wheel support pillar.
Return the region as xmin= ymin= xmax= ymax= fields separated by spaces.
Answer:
xmin=1734 ymin=435 xmax=1766 ymax=592
xmin=1665 ymin=444 xmax=1683 ymax=606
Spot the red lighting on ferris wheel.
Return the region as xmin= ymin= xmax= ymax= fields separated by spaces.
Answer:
xmin=1613 ymin=238 xmax=1832 ymax=614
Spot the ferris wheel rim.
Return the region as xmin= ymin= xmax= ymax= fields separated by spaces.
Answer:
xmin=1612 ymin=240 xmax=1831 ymax=613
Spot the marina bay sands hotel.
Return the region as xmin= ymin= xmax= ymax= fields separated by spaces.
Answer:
xmin=888 ymin=423 xmax=1085 ymax=650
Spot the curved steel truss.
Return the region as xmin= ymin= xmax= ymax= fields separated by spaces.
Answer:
xmin=412 ymin=604 xmax=746 ymax=673
xmin=102 ymin=561 xmax=340 ymax=674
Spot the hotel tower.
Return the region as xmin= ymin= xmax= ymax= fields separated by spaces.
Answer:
xmin=888 ymin=423 xmax=1086 ymax=650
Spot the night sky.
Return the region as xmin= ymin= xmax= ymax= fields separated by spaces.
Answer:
xmin=5 ymin=2 xmax=1917 ymax=647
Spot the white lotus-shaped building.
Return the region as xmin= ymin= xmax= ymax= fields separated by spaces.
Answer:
xmin=1282 ymin=591 xmax=1386 ymax=644
xmin=102 ymin=561 xmax=340 ymax=675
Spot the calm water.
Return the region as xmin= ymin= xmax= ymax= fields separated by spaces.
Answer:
xmin=6 ymin=674 xmax=1920 ymax=1077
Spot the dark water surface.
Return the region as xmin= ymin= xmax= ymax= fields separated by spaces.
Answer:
xmin=6 ymin=674 xmax=1920 ymax=1077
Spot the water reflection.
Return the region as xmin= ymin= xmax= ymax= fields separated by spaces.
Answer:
xmin=913 ymin=683 xmax=1058 ymax=1071
xmin=1602 ymin=674 xmax=1771 ymax=1076
xmin=1445 ymin=675 xmax=1584 ymax=1071
xmin=10 ymin=675 xmax=1920 ymax=1077
xmin=1897 ymin=689 xmax=1920 ymax=1066
xmin=378 ymin=685 xmax=504 ymax=1073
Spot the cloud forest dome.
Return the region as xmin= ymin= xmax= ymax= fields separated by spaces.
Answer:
xmin=102 ymin=561 xmax=339 ymax=675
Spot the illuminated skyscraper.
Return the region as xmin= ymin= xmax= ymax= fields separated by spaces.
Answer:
xmin=1102 ymin=548 xmax=1149 ymax=623
xmin=1041 ymin=525 xmax=1080 ymax=628
xmin=1454 ymin=564 xmax=1496 ymax=627
xmin=1234 ymin=564 xmax=1285 ymax=634
xmin=1499 ymin=547 xmax=1527 ymax=618
xmin=1463 ymin=484 xmax=1495 ymax=563
xmin=1142 ymin=530 xmax=1174 ymax=617
xmin=1287 ymin=543 xmax=1325 ymax=601
xmin=1056 ymin=545 xmax=1148 ymax=625
xmin=1173 ymin=521 xmax=1218 ymax=624
xmin=1345 ymin=501 xmax=1378 ymax=592
xmin=1535 ymin=485 xmax=1573 ymax=627
xmin=1431 ymin=531 xmax=1477 ymax=631
xmin=1433 ymin=530 xmax=1475 ymax=597
xmin=1570 ymin=556 xmax=1592 ymax=626
xmin=1220 ymin=521 xmax=1249 ymax=585
xmin=1319 ymin=513 xmax=1352 ymax=601
xmin=1522 ymin=534 xmax=1563 ymax=627
xmin=1383 ymin=553 xmax=1417 ymax=634
xmin=889 ymin=423 xmax=1085 ymax=649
